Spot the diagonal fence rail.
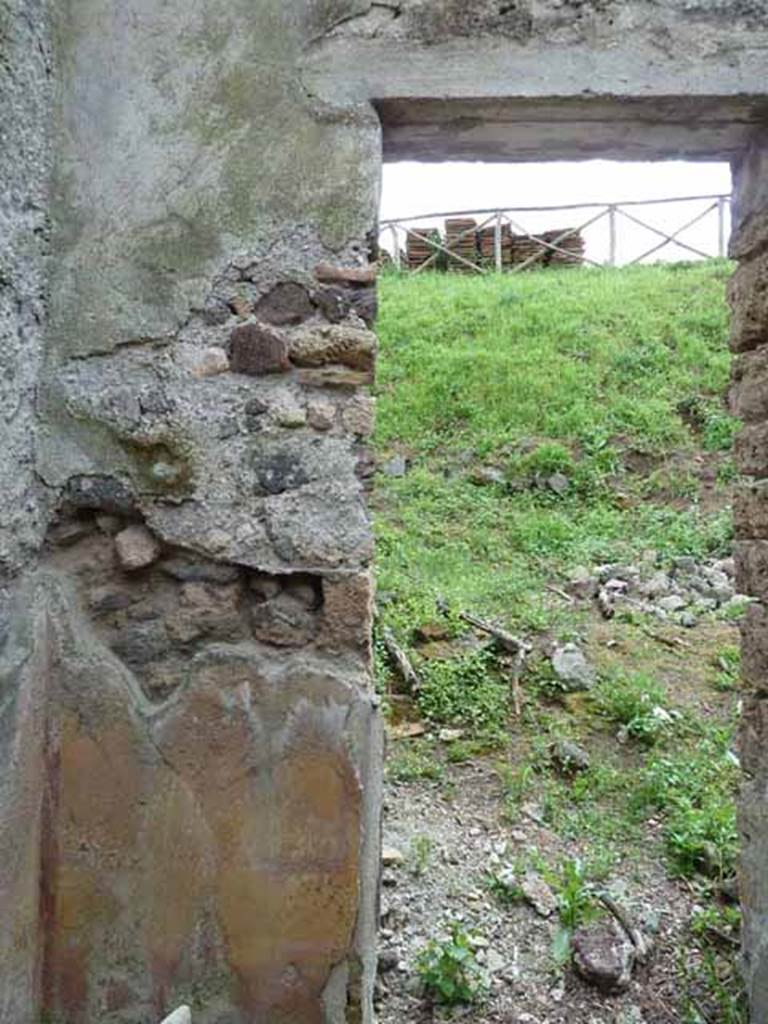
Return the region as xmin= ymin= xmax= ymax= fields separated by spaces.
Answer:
xmin=379 ymin=194 xmax=732 ymax=273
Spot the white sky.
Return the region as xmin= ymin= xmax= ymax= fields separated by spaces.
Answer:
xmin=380 ymin=161 xmax=733 ymax=265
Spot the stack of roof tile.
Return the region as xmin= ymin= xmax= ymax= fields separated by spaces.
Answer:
xmin=445 ymin=218 xmax=479 ymax=271
xmin=406 ymin=227 xmax=441 ymax=270
xmin=477 ymin=223 xmax=513 ymax=267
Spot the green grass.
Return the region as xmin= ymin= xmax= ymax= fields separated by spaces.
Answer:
xmin=375 ymin=261 xmax=744 ymax=1014
xmin=592 ymin=670 xmax=672 ymax=745
xmin=375 ymin=262 xmax=736 ymax=636
xmin=377 ymin=262 xmax=733 ymax=456
xmin=374 ymin=257 xmax=737 ymax=722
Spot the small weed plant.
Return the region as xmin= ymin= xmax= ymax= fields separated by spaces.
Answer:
xmin=681 ymin=905 xmax=747 ymax=1023
xmin=550 ymin=857 xmax=602 ymax=967
xmin=386 ymin=742 xmax=444 ymax=784
xmin=593 ymin=671 xmax=671 ymax=744
xmin=409 ymin=834 xmax=433 ymax=877
xmin=635 ymin=724 xmax=740 ymax=879
xmin=713 ymin=644 xmax=740 ymax=692
xmin=416 ymin=922 xmax=489 ymax=1006
xmin=417 ymin=648 xmax=508 ymax=746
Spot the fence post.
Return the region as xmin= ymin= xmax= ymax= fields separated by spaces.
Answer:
xmin=494 ymin=212 xmax=503 ymax=272
xmin=608 ymin=205 xmax=617 ymax=267
xmin=717 ymin=196 xmax=727 ymax=258
xmin=390 ymin=225 xmax=401 ymax=271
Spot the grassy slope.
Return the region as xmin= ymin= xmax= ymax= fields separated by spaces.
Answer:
xmin=373 ymin=261 xmax=745 ymax=1019
xmin=374 ymin=262 xmax=736 ymax=635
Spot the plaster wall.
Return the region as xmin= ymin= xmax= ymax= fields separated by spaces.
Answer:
xmin=0 ymin=0 xmax=50 ymax=582
xmin=3 ymin=2 xmax=768 ymax=1022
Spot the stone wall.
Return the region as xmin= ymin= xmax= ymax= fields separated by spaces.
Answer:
xmin=1 ymin=3 xmax=384 ymax=1021
xmin=731 ymin=131 xmax=768 ymax=1014
xmin=4 ymin=1 xmax=768 ymax=1022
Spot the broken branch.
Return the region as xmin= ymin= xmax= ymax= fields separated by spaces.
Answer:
xmin=457 ymin=609 xmax=528 ymax=656
xmin=381 ymin=626 xmax=421 ymax=694
xmin=598 ymin=893 xmax=652 ymax=963
xmin=454 ymin=609 xmax=531 ymax=717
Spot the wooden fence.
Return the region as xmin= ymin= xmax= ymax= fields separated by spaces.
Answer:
xmin=378 ymin=194 xmax=732 ymax=274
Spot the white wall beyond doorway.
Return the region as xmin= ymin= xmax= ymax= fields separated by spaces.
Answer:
xmin=380 ymin=161 xmax=732 ymax=266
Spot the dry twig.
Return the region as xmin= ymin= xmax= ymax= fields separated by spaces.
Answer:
xmin=639 ymin=626 xmax=692 ymax=651
xmin=456 ymin=610 xmax=531 ymax=716
xmin=381 ymin=626 xmax=421 ymax=693
xmin=598 ymin=892 xmax=652 ymax=963
xmin=545 ymin=583 xmax=575 ymax=605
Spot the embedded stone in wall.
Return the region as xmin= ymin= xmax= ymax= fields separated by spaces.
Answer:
xmin=270 ymin=395 xmax=308 ymax=429
xmin=63 ymin=474 xmax=137 ymax=515
xmin=740 ymin=602 xmax=768 ymax=695
xmin=320 ymin=572 xmax=374 ymax=656
xmin=342 ymin=395 xmax=375 ymax=438
xmin=731 ymin=346 xmax=768 ymax=421
xmin=355 ymin=447 xmax=376 ymax=492
xmin=289 ymin=324 xmax=376 ymax=371
xmin=190 ymin=347 xmax=230 ymax=378
xmin=115 ymin=524 xmax=161 ymax=570
xmin=244 ymin=396 xmax=269 ymax=432
xmin=736 ymin=541 xmax=768 ymax=600
xmin=307 ymin=400 xmax=336 ymax=431
xmin=313 ymin=285 xmax=378 ymax=328
xmin=315 ymin=263 xmax=377 ymax=286
xmin=735 ymin=421 xmax=768 ymax=477
xmin=249 ymin=571 xmax=323 ymax=646
xmin=229 ymin=323 xmax=290 ymax=375
xmin=158 ymin=555 xmax=241 ymax=585
xmin=253 ymin=450 xmax=310 ymax=496
xmin=256 ymin=282 xmax=314 ymax=325
xmin=297 ymin=367 xmax=373 ymax=389
xmin=728 ymin=251 xmax=768 ymax=353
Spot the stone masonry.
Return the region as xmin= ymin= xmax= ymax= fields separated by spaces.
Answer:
xmin=4 ymin=2 xmax=768 ymax=1022
xmin=732 ymin=131 xmax=768 ymax=1017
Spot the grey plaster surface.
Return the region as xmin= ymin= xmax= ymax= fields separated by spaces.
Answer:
xmin=305 ymin=0 xmax=768 ymax=161
xmin=0 ymin=0 xmax=51 ymax=578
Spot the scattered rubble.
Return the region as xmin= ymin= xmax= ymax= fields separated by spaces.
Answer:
xmin=566 ymin=555 xmax=747 ymax=628
xmin=551 ymin=642 xmax=596 ymax=691
xmin=382 ymin=846 xmax=406 ymax=867
xmin=520 ymin=871 xmax=557 ymax=918
xmin=550 ymin=739 xmax=591 ymax=773
xmin=572 ymin=920 xmax=636 ymax=994
xmin=160 ymin=1008 xmax=191 ymax=1024
xmin=384 ymin=455 xmax=408 ymax=478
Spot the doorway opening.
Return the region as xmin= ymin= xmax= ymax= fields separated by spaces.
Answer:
xmin=372 ymin=158 xmax=745 ymax=1023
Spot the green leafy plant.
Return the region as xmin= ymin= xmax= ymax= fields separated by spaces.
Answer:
xmin=635 ymin=726 xmax=740 ymax=879
xmin=549 ymin=857 xmax=601 ymax=967
xmin=713 ymin=644 xmax=740 ymax=692
xmin=417 ymin=649 xmax=508 ymax=746
xmin=415 ymin=922 xmax=489 ymax=1005
xmin=409 ymin=834 xmax=434 ymax=877
xmin=592 ymin=671 xmax=672 ymax=744
xmin=498 ymin=758 xmax=539 ymax=821
xmin=702 ymin=406 xmax=741 ymax=453
xmin=680 ymin=905 xmax=747 ymax=1023
xmin=719 ymin=596 xmax=752 ymax=622
xmin=483 ymin=859 xmax=526 ymax=907
xmin=386 ymin=742 xmax=445 ymax=783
